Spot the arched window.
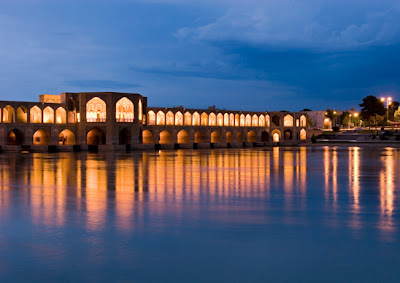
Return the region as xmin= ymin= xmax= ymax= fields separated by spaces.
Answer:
xmin=245 ymin=114 xmax=251 ymax=127
xmin=230 ymin=113 xmax=235 ymax=126
xmin=224 ymin=113 xmax=229 ymax=126
xmin=266 ymin=115 xmax=270 ymax=127
xmin=16 ymin=106 xmax=28 ymax=123
xmin=284 ymin=114 xmax=294 ymax=127
xmin=201 ymin=113 xmax=208 ymax=126
xmin=156 ymin=111 xmax=165 ymax=125
xmin=184 ymin=112 xmax=192 ymax=125
xmin=217 ymin=113 xmax=223 ymax=126
xmin=86 ymin=97 xmax=106 ymax=122
xmin=192 ymin=112 xmax=200 ymax=126
xmin=300 ymin=129 xmax=307 ymax=140
xmin=272 ymin=130 xmax=281 ymax=142
xmin=300 ymin=115 xmax=307 ymax=127
xmin=148 ymin=111 xmax=156 ymax=125
xmin=240 ymin=114 xmax=245 ymax=127
xmin=138 ymin=99 xmax=142 ymax=121
xmin=43 ymin=106 xmax=54 ymax=123
xmin=272 ymin=115 xmax=280 ymax=126
xmin=259 ymin=115 xmax=265 ymax=127
xmin=3 ymin=105 xmax=15 ymax=123
xmin=209 ymin=113 xmax=216 ymax=126
xmin=166 ymin=111 xmax=174 ymax=125
xmin=30 ymin=106 xmax=42 ymax=123
xmin=235 ymin=114 xmax=240 ymax=126
xmin=56 ymin=107 xmax=66 ymax=124
xmin=175 ymin=111 xmax=183 ymax=126
xmin=252 ymin=114 xmax=258 ymax=127
xmin=116 ymin=97 xmax=134 ymax=122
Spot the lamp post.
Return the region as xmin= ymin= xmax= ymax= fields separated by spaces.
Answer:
xmin=349 ymin=114 xmax=352 ymax=129
xmin=381 ymin=97 xmax=392 ymax=125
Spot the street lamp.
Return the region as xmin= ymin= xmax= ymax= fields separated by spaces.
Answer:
xmin=381 ymin=97 xmax=392 ymax=125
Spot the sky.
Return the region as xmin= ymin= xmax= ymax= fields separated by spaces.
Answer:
xmin=1 ymin=0 xmax=400 ymax=111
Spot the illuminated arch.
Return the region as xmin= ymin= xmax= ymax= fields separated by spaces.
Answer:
xmin=177 ymin=130 xmax=189 ymax=144
xmin=300 ymin=129 xmax=307 ymax=140
xmin=226 ymin=131 xmax=233 ymax=143
xmin=217 ymin=113 xmax=224 ymax=126
xmin=138 ymin=99 xmax=142 ymax=121
xmin=230 ymin=113 xmax=235 ymax=126
xmin=240 ymin=114 xmax=245 ymax=127
xmin=87 ymin=127 xmax=106 ymax=145
xmin=252 ymin=114 xmax=258 ymax=127
xmin=148 ymin=111 xmax=156 ymax=125
xmin=284 ymin=114 xmax=294 ymax=127
xmin=201 ymin=112 xmax=208 ymax=126
xmin=272 ymin=115 xmax=280 ymax=127
xmin=284 ymin=129 xmax=292 ymax=140
xmin=175 ymin=111 xmax=183 ymax=126
xmin=33 ymin=129 xmax=51 ymax=145
xmin=156 ymin=111 xmax=165 ymax=125
xmin=16 ymin=106 xmax=27 ymax=123
xmin=259 ymin=115 xmax=265 ymax=127
xmin=56 ymin=107 xmax=66 ymax=124
xmin=184 ymin=112 xmax=192 ymax=125
xmin=245 ymin=114 xmax=251 ymax=127
xmin=211 ymin=130 xmax=222 ymax=143
xmin=7 ymin=129 xmax=24 ymax=145
xmin=3 ymin=105 xmax=15 ymax=123
xmin=159 ymin=130 xmax=172 ymax=144
xmin=86 ymin=97 xmax=106 ymax=122
xmin=235 ymin=114 xmax=240 ymax=126
xmin=116 ymin=97 xmax=134 ymax=122
xmin=192 ymin=112 xmax=200 ymax=126
xmin=224 ymin=113 xmax=229 ymax=126
xmin=59 ymin=129 xmax=75 ymax=145
xmin=266 ymin=115 xmax=270 ymax=127
xmin=247 ymin=130 xmax=257 ymax=142
xmin=68 ymin=111 xmax=75 ymax=123
xmin=30 ymin=106 xmax=42 ymax=123
xmin=300 ymin=115 xmax=307 ymax=127
xmin=209 ymin=113 xmax=216 ymax=126
xmin=271 ymin=129 xmax=281 ymax=142
xmin=195 ymin=130 xmax=206 ymax=143
xmin=166 ymin=111 xmax=174 ymax=125
xmin=43 ymin=106 xmax=54 ymax=123
xmin=142 ymin=130 xmax=153 ymax=144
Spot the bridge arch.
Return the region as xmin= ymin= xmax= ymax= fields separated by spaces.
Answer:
xmin=43 ymin=106 xmax=54 ymax=123
xmin=59 ymin=129 xmax=76 ymax=145
xmin=17 ymin=106 xmax=28 ymax=123
xmin=87 ymin=127 xmax=106 ymax=145
xmin=300 ymin=129 xmax=307 ymax=140
xmin=284 ymin=129 xmax=292 ymax=140
xmin=195 ymin=130 xmax=206 ymax=143
xmin=211 ymin=130 xmax=222 ymax=143
xmin=261 ymin=131 xmax=269 ymax=142
xmin=226 ymin=131 xmax=233 ymax=143
xmin=7 ymin=129 xmax=24 ymax=145
xmin=142 ymin=130 xmax=153 ymax=144
xmin=247 ymin=130 xmax=257 ymax=142
xmin=177 ymin=130 xmax=190 ymax=144
xmin=271 ymin=129 xmax=281 ymax=142
xmin=159 ymin=130 xmax=172 ymax=144
xmin=33 ymin=129 xmax=51 ymax=145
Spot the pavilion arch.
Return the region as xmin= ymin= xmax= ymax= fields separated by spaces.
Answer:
xmin=201 ymin=112 xmax=208 ymax=126
xmin=3 ymin=106 xmax=15 ymax=123
xmin=284 ymin=114 xmax=294 ymax=127
xmin=224 ymin=113 xmax=229 ymax=126
xmin=177 ymin=130 xmax=190 ymax=144
xmin=175 ymin=111 xmax=183 ymax=126
xmin=159 ymin=130 xmax=172 ymax=144
xmin=226 ymin=131 xmax=233 ymax=143
xmin=86 ymin=97 xmax=106 ymax=122
xmin=209 ymin=113 xmax=216 ymax=126
xmin=237 ymin=132 xmax=243 ymax=142
xmin=67 ymin=98 xmax=75 ymax=111
xmin=284 ymin=129 xmax=293 ymax=140
xmin=33 ymin=129 xmax=51 ymax=145
xmin=271 ymin=129 xmax=281 ymax=142
xmin=252 ymin=114 xmax=258 ymax=127
xmin=166 ymin=111 xmax=174 ymax=125
xmin=272 ymin=115 xmax=280 ymax=127
xmin=119 ymin=128 xmax=132 ymax=145
xmin=245 ymin=114 xmax=251 ymax=127
xmin=59 ymin=129 xmax=76 ymax=145
xmin=56 ymin=107 xmax=66 ymax=124
xmin=300 ymin=129 xmax=307 ymax=140
xmin=247 ymin=131 xmax=257 ymax=143
xmin=261 ymin=131 xmax=269 ymax=142
xmin=235 ymin=114 xmax=240 ymax=126
xmin=7 ymin=129 xmax=24 ymax=145
xmin=184 ymin=112 xmax=192 ymax=125
xmin=43 ymin=106 xmax=54 ymax=123
xmin=192 ymin=112 xmax=200 ymax=126
xmin=211 ymin=130 xmax=222 ymax=143
xmin=217 ymin=113 xmax=224 ymax=126
xmin=229 ymin=113 xmax=235 ymax=126
xmin=142 ymin=130 xmax=154 ymax=144
xmin=240 ymin=114 xmax=245 ymax=127
xmin=266 ymin=115 xmax=270 ymax=127
xmin=116 ymin=97 xmax=134 ymax=122
xmin=259 ymin=115 xmax=265 ymax=127
xmin=195 ymin=130 xmax=206 ymax=143
xmin=300 ymin=115 xmax=307 ymax=127
xmin=68 ymin=111 xmax=75 ymax=123
xmin=16 ymin=106 xmax=28 ymax=123
xmin=30 ymin=106 xmax=42 ymax=123
xmin=156 ymin=111 xmax=165 ymax=125
xmin=87 ymin=128 xmax=106 ymax=145
xmin=148 ymin=111 xmax=156 ymax=125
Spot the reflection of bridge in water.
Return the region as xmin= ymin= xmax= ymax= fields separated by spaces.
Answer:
xmin=0 ymin=92 xmax=309 ymax=152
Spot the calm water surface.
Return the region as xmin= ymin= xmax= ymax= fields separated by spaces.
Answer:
xmin=0 ymin=147 xmax=399 ymax=282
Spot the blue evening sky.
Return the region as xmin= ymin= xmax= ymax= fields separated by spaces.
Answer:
xmin=1 ymin=0 xmax=400 ymax=111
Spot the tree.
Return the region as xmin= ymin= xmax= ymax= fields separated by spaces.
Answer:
xmin=359 ymin=95 xmax=385 ymax=125
xmin=325 ymin=109 xmax=338 ymax=128
xmin=388 ymin=101 xmax=399 ymax=120
xmin=394 ymin=108 xmax=400 ymax=122
xmin=340 ymin=111 xmax=349 ymax=127
xmin=307 ymin=116 xmax=315 ymax=127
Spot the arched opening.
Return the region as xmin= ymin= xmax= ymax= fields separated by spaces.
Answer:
xmin=247 ymin=131 xmax=257 ymax=142
xmin=175 ymin=111 xmax=183 ymax=126
xmin=56 ymin=107 xmax=66 ymax=124
xmin=209 ymin=113 xmax=216 ymax=126
xmin=30 ymin=106 xmax=42 ymax=123
xmin=259 ymin=115 xmax=265 ymax=127
xmin=166 ymin=111 xmax=174 ymax=125
xmin=252 ymin=115 xmax=258 ymax=127
xmin=159 ymin=130 xmax=172 ymax=144
xmin=7 ymin=129 xmax=24 ymax=145
xmin=261 ymin=131 xmax=269 ymax=142
xmin=116 ymin=97 xmax=134 ymax=122
xmin=86 ymin=97 xmax=106 ymax=122
xmin=229 ymin=113 xmax=235 ymax=126
xmin=68 ymin=111 xmax=75 ymax=123
xmin=240 ymin=114 xmax=245 ymax=127
xmin=87 ymin=128 xmax=106 ymax=145
xmin=16 ymin=106 xmax=28 ymax=123
xmin=272 ymin=130 xmax=281 ymax=142
xmin=300 ymin=129 xmax=307 ymax=140
xmin=300 ymin=115 xmax=307 ymax=127
xmin=184 ymin=112 xmax=192 ymax=125
xmin=59 ymin=129 xmax=76 ymax=145
xmin=192 ymin=112 xmax=200 ymax=126
xmin=148 ymin=111 xmax=156 ymax=125
xmin=237 ymin=132 xmax=243 ymax=142
xmin=284 ymin=114 xmax=294 ymax=127
xmin=33 ymin=129 xmax=51 ymax=145
xmin=177 ymin=130 xmax=190 ymax=144
xmin=3 ymin=106 xmax=15 ymax=123
xmin=142 ymin=130 xmax=153 ymax=144
xmin=138 ymin=99 xmax=143 ymax=121
xmin=119 ymin=128 xmax=131 ymax=145
xmin=201 ymin=113 xmax=208 ymax=126
xmin=43 ymin=106 xmax=54 ymax=123
xmin=226 ymin=131 xmax=233 ymax=143
xmin=284 ymin=129 xmax=292 ymax=140
xmin=245 ymin=114 xmax=251 ymax=127
xmin=211 ymin=130 xmax=222 ymax=143
xmin=224 ymin=113 xmax=229 ymax=126
xmin=195 ymin=130 xmax=206 ymax=143
xmin=217 ymin=113 xmax=224 ymax=126
xmin=67 ymin=98 xmax=75 ymax=111
xmin=235 ymin=114 xmax=239 ymax=126
xmin=156 ymin=111 xmax=165 ymax=125
xmin=266 ymin=115 xmax=270 ymax=127
xmin=272 ymin=115 xmax=280 ymax=127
